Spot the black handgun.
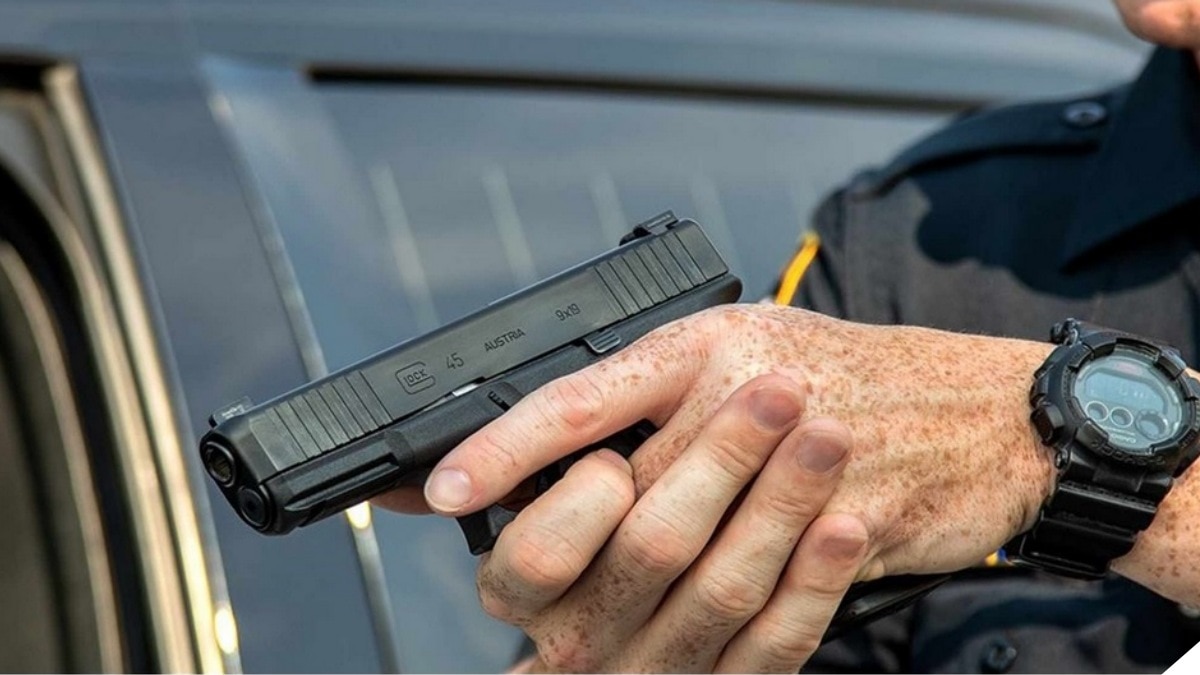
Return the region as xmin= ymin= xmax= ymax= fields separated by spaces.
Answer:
xmin=200 ymin=211 xmax=739 ymax=552
xmin=199 ymin=211 xmax=947 ymax=638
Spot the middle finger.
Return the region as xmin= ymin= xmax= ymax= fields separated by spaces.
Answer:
xmin=529 ymin=373 xmax=805 ymax=669
xmin=621 ymin=417 xmax=852 ymax=671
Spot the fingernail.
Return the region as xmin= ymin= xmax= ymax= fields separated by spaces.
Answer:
xmin=425 ymin=468 xmax=473 ymax=512
xmin=797 ymin=433 xmax=847 ymax=473
xmin=824 ymin=533 xmax=868 ymax=561
xmin=749 ymin=388 xmax=802 ymax=430
xmin=592 ymin=449 xmax=634 ymax=476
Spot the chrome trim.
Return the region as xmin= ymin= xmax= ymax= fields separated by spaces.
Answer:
xmin=348 ymin=506 xmax=403 ymax=674
xmin=206 ymin=86 xmax=329 ymax=380
xmin=482 ymin=164 xmax=539 ymax=287
xmin=369 ymin=162 xmax=441 ymax=333
xmin=0 ymin=90 xmax=92 ymax=228
xmin=45 ymin=66 xmax=228 ymax=673
xmin=0 ymin=242 xmax=123 ymax=673
xmin=203 ymin=63 xmax=403 ymax=671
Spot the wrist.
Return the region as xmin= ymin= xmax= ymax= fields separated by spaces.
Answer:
xmin=1006 ymin=339 xmax=1059 ymax=538
xmin=1109 ymin=367 xmax=1200 ymax=604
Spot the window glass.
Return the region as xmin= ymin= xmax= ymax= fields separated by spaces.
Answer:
xmin=289 ymin=83 xmax=947 ymax=672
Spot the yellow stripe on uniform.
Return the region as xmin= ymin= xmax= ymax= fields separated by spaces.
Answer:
xmin=982 ymin=550 xmax=1013 ymax=568
xmin=773 ymin=232 xmax=821 ymax=306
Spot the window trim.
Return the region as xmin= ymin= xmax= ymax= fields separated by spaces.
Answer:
xmin=0 ymin=65 xmax=238 ymax=674
xmin=0 ymin=240 xmax=122 ymax=672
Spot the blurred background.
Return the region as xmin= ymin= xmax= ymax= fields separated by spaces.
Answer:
xmin=0 ymin=1 xmax=1150 ymax=672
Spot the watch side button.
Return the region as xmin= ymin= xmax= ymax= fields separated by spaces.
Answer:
xmin=1183 ymin=377 xmax=1200 ymax=402
xmin=1031 ymin=403 xmax=1065 ymax=444
xmin=1030 ymin=374 xmax=1051 ymax=403
xmin=1157 ymin=350 xmax=1187 ymax=378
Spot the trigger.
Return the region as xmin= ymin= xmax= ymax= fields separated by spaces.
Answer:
xmin=456 ymin=463 xmax=571 ymax=556
xmin=457 ymin=504 xmax=520 ymax=555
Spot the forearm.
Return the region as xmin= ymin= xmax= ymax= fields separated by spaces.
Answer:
xmin=797 ymin=315 xmax=1199 ymax=604
xmin=794 ymin=318 xmax=1057 ymax=576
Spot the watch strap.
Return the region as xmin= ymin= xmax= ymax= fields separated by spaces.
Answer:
xmin=1006 ymin=476 xmax=1158 ymax=579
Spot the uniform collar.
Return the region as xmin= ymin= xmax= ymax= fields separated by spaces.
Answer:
xmin=1063 ymin=48 xmax=1200 ymax=268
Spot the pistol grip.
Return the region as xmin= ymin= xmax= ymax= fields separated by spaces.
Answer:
xmin=457 ymin=420 xmax=658 ymax=555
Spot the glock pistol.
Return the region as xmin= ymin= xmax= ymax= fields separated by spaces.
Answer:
xmin=200 ymin=211 xmax=740 ymax=553
xmin=199 ymin=211 xmax=948 ymax=640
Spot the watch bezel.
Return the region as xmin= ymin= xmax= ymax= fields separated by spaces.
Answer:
xmin=1032 ymin=335 xmax=1200 ymax=471
xmin=1011 ymin=322 xmax=1200 ymax=580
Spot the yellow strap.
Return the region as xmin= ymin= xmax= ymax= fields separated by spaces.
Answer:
xmin=773 ymin=232 xmax=821 ymax=306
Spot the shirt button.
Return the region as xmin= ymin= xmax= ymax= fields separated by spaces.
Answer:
xmin=1062 ymin=101 xmax=1108 ymax=128
xmin=980 ymin=638 xmax=1019 ymax=673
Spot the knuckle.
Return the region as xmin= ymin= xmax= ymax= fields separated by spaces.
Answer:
xmin=620 ymin=511 xmax=694 ymax=577
xmin=756 ymin=488 xmax=821 ymax=525
xmin=475 ymin=566 xmax=519 ymax=623
xmin=703 ymin=304 xmax=769 ymax=333
xmin=693 ymin=567 xmax=769 ymax=622
xmin=793 ymin=561 xmax=854 ymax=598
xmin=540 ymin=372 xmax=608 ymax=435
xmin=506 ymin=528 xmax=588 ymax=592
xmin=576 ymin=454 xmax=636 ymax=503
xmin=697 ymin=304 xmax=740 ymax=325
xmin=477 ymin=585 xmax=516 ymax=623
xmin=757 ymin=622 xmax=822 ymax=667
xmin=705 ymin=435 xmax=766 ymax=484
xmin=539 ymin=636 xmax=595 ymax=673
xmin=691 ymin=306 xmax=737 ymax=339
xmin=665 ymin=309 xmax=721 ymax=359
xmin=809 ymin=572 xmax=853 ymax=598
xmin=473 ymin=427 xmax=522 ymax=473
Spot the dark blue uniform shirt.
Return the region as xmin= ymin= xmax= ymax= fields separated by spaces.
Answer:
xmin=795 ymin=48 xmax=1200 ymax=673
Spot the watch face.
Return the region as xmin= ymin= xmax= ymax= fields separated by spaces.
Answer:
xmin=1074 ymin=348 xmax=1184 ymax=454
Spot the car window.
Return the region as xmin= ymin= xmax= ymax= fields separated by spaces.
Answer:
xmin=262 ymin=78 xmax=948 ymax=672
xmin=319 ymin=84 xmax=949 ymax=309
xmin=196 ymin=4 xmax=1143 ymax=658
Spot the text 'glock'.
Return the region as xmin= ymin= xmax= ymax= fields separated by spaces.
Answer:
xmin=199 ymin=212 xmax=741 ymax=554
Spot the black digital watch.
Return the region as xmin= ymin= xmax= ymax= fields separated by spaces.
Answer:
xmin=1005 ymin=319 xmax=1200 ymax=579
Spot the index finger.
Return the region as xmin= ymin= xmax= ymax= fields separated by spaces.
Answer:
xmin=423 ymin=323 xmax=701 ymax=514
